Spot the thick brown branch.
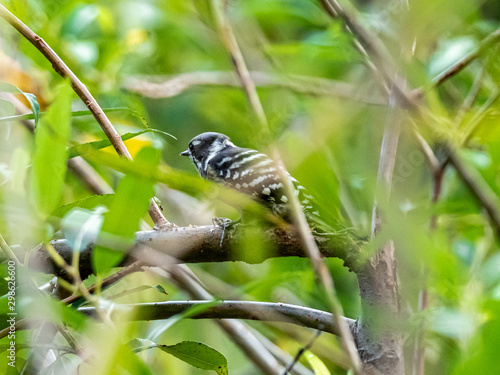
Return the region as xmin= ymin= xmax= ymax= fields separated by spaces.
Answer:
xmin=28 ymin=226 xmax=362 ymax=280
xmin=78 ymin=300 xmax=356 ymax=337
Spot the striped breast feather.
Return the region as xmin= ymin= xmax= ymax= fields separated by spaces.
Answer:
xmin=208 ymin=148 xmax=286 ymax=198
xmin=207 ymin=147 xmax=323 ymax=225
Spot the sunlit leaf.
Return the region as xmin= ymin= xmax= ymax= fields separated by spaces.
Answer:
xmin=68 ymin=129 xmax=175 ymax=158
xmin=304 ymin=350 xmax=331 ymax=375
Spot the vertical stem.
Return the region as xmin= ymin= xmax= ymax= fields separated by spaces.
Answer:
xmin=356 ymin=89 xmax=405 ymax=374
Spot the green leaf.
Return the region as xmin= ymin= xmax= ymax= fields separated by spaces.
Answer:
xmin=30 ymin=83 xmax=72 ymax=216
xmin=67 ymin=128 xmax=175 ymax=158
xmin=304 ymin=350 xmax=330 ymax=375
xmin=158 ymin=341 xmax=228 ymax=375
xmin=453 ymin=301 xmax=500 ymax=375
xmin=92 ymin=146 xmax=160 ymax=273
xmin=0 ymin=81 xmax=40 ymax=126
xmin=51 ymin=194 xmax=115 ymax=218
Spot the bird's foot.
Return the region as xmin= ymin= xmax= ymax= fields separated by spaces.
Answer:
xmin=212 ymin=217 xmax=241 ymax=248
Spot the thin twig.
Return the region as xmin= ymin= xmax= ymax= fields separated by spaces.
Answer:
xmin=249 ymin=328 xmax=315 ymax=375
xmin=447 ymin=148 xmax=500 ymax=240
xmin=0 ymin=259 xmax=146 ymax=341
xmin=410 ymin=26 xmax=500 ymax=101
xmin=319 ymin=0 xmax=415 ymax=110
xmin=210 ymin=0 xmax=269 ymax=130
xmin=431 ymin=27 xmax=500 ymax=89
xmin=0 ymin=233 xmax=21 ymax=264
xmin=283 ymin=331 xmax=322 ymax=375
xmin=61 ymin=260 xmax=146 ymax=305
xmin=0 ymin=5 xmax=168 ymax=227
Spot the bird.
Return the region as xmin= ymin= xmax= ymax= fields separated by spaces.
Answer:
xmin=180 ymin=132 xmax=320 ymax=226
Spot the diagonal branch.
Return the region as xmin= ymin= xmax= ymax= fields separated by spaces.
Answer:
xmin=430 ymin=26 xmax=500 ymax=89
xmin=447 ymin=148 xmax=500 ymax=240
xmin=319 ymin=0 xmax=416 ymax=110
xmin=0 ymin=5 xmax=167 ymax=226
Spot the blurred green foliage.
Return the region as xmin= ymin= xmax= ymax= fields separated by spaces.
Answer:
xmin=0 ymin=0 xmax=500 ymax=373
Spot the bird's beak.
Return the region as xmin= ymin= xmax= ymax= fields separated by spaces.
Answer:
xmin=180 ymin=150 xmax=190 ymax=156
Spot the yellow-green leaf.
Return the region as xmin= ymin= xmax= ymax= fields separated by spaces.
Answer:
xmin=304 ymin=350 xmax=330 ymax=375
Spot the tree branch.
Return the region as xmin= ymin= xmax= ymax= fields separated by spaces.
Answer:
xmin=78 ymin=300 xmax=355 ymax=337
xmin=28 ymin=226 xmax=362 ymax=280
xmin=447 ymin=148 xmax=500 ymax=240
xmin=430 ymin=26 xmax=500 ymax=89
xmin=356 ymin=88 xmax=405 ymax=375
xmin=319 ymin=0 xmax=416 ymax=110
xmin=123 ymin=71 xmax=386 ymax=105
xmin=168 ymin=265 xmax=286 ymax=375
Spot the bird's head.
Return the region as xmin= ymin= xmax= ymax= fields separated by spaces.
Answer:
xmin=180 ymin=132 xmax=234 ymax=175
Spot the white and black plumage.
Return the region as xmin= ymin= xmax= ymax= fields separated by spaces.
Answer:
xmin=180 ymin=132 xmax=318 ymax=224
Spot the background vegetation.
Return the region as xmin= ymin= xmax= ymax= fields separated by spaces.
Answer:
xmin=1 ymin=0 xmax=500 ymax=374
